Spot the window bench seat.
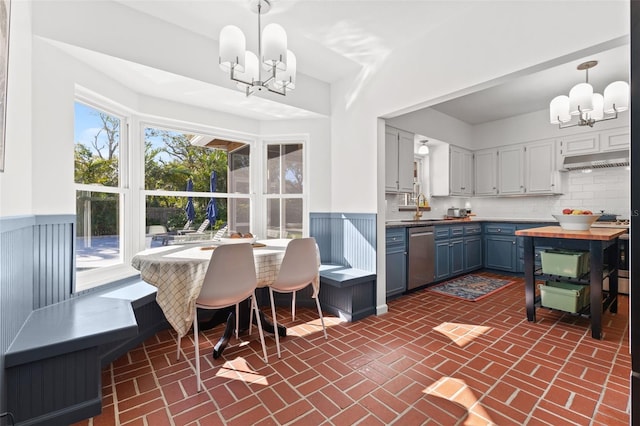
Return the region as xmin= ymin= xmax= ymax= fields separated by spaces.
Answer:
xmin=318 ymin=264 xmax=377 ymax=322
xmin=5 ymin=281 xmax=167 ymax=426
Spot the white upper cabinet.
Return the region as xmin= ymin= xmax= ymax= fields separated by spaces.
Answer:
xmin=450 ymin=146 xmax=474 ymax=196
xmin=525 ymin=139 xmax=560 ymax=194
xmin=559 ymin=134 xmax=600 ymax=156
xmin=474 ymin=148 xmax=498 ymax=196
xmin=385 ymin=126 xmax=414 ymax=193
xmin=497 ymin=145 xmax=525 ymax=195
xmin=600 ymin=127 xmax=630 ymax=152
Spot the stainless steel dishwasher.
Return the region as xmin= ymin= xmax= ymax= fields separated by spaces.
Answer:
xmin=407 ymin=226 xmax=435 ymax=290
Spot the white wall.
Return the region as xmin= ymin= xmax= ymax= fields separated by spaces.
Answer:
xmin=0 ymin=1 xmax=32 ymax=217
xmin=386 ymin=108 xmax=473 ymax=150
xmin=472 ymin=108 xmax=630 ymax=150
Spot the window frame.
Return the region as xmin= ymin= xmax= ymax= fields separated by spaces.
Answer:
xmin=73 ymin=93 xmax=133 ymax=292
xmin=262 ymin=136 xmax=309 ymax=239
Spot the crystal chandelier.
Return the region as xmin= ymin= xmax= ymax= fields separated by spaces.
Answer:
xmin=218 ymin=0 xmax=296 ymax=97
xmin=549 ymin=60 xmax=629 ymax=129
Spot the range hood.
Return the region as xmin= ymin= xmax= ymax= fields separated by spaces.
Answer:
xmin=561 ymin=150 xmax=630 ymax=171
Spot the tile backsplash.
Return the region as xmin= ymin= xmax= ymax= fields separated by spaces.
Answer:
xmin=386 ymin=167 xmax=630 ymax=221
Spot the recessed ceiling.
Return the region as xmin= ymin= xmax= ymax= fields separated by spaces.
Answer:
xmin=45 ymin=1 xmax=630 ymax=124
xmin=430 ymin=44 xmax=630 ymax=125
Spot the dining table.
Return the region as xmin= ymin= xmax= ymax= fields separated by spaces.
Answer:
xmin=131 ymin=239 xmax=320 ymax=339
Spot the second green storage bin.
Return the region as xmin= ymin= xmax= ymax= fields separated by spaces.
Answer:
xmin=539 ymin=281 xmax=590 ymax=313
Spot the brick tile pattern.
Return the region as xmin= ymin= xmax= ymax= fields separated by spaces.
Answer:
xmin=73 ymin=273 xmax=630 ymax=425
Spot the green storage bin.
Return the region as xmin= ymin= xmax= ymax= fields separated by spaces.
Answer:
xmin=539 ymin=281 xmax=590 ymax=313
xmin=540 ymin=249 xmax=590 ymax=278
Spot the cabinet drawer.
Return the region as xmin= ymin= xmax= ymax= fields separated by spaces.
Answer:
xmin=450 ymin=226 xmax=464 ymax=237
xmin=463 ymin=224 xmax=481 ymax=235
xmin=435 ymin=226 xmax=451 ymax=240
xmin=386 ymin=228 xmax=406 ymax=249
xmin=484 ymin=223 xmax=516 ymax=235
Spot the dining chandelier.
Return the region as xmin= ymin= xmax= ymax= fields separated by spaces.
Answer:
xmin=549 ymin=60 xmax=629 ymax=129
xmin=218 ymin=0 xmax=296 ymax=97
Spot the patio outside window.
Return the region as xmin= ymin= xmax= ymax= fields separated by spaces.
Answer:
xmin=74 ymin=101 xmax=125 ymax=274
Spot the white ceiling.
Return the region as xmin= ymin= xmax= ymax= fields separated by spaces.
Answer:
xmin=56 ymin=1 xmax=629 ymax=124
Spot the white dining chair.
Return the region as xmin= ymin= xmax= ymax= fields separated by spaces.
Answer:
xmin=190 ymin=243 xmax=268 ymax=392
xmin=267 ymin=237 xmax=327 ymax=358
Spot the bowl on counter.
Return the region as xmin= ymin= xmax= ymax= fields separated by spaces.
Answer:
xmin=552 ymin=214 xmax=601 ymax=231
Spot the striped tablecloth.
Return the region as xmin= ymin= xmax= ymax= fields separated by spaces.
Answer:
xmin=131 ymin=240 xmax=318 ymax=337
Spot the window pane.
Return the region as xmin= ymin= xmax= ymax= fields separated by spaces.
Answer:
xmin=75 ymin=190 xmax=120 ymax=271
xmin=144 ymin=128 xmax=231 ymax=193
xmin=284 ymin=198 xmax=303 ymax=238
xmin=266 ymin=199 xmax=280 ymax=238
xmin=74 ymin=103 xmax=120 ymax=186
xmin=266 ymin=145 xmax=281 ymax=194
xmin=229 ymin=145 xmax=250 ymax=194
xmin=146 ymin=195 xmax=228 ymax=246
xmin=229 ymin=198 xmax=250 ymax=235
xmin=283 ymin=144 xmax=303 ymax=194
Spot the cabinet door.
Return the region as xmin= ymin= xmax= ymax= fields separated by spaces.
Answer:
xmin=386 ymin=251 xmax=406 ymax=298
xmin=385 ymin=127 xmax=400 ymax=192
xmin=464 ymin=236 xmax=483 ymax=272
xmin=600 ymin=128 xmax=629 ymax=152
xmin=398 ymin=130 xmax=415 ymax=193
xmin=484 ymin=235 xmax=517 ymax=271
xmin=462 ymin=150 xmax=474 ymax=196
xmin=450 ymin=146 xmax=473 ymax=195
xmin=450 ymin=238 xmax=464 ymax=276
xmin=560 ymin=134 xmax=599 ymax=156
xmin=498 ymin=146 xmax=524 ymax=195
xmin=435 ymin=240 xmax=451 ymax=280
xmin=525 ymin=139 xmax=557 ymax=194
xmin=474 ymin=148 xmax=498 ymax=195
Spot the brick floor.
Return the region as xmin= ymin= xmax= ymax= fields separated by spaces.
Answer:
xmin=73 ymin=272 xmax=631 ymax=425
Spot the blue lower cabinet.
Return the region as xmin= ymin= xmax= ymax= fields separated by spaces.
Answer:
xmin=386 ymin=228 xmax=407 ymax=298
xmin=435 ymin=239 xmax=451 ymax=280
xmin=485 ymin=234 xmax=517 ymax=271
xmin=464 ymin=235 xmax=483 ymax=271
xmin=450 ymin=238 xmax=464 ymax=276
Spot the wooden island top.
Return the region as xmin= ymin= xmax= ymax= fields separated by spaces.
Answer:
xmin=515 ymin=226 xmax=627 ymax=241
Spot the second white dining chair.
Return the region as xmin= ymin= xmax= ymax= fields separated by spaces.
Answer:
xmin=267 ymin=237 xmax=327 ymax=358
xmin=192 ymin=243 xmax=268 ymax=392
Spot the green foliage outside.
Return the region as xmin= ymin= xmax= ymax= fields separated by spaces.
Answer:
xmin=75 ymin=111 xmax=230 ymax=236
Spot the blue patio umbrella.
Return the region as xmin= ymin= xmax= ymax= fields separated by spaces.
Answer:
xmin=206 ymin=171 xmax=217 ymax=228
xmin=185 ymin=178 xmax=196 ymax=222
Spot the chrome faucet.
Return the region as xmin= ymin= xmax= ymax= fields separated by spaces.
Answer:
xmin=415 ymin=193 xmax=426 ymax=220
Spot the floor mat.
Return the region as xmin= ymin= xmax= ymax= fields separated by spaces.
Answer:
xmin=426 ymin=274 xmax=518 ymax=301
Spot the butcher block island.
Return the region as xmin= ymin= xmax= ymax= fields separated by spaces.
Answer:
xmin=515 ymin=226 xmax=627 ymax=340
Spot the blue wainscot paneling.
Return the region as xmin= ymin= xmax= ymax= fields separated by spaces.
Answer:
xmin=1 ymin=215 xmax=167 ymax=425
xmin=309 ymin=213 xmax=377 ymax=321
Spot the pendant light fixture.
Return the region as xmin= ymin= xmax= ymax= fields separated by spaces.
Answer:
xmin=219 ymin=0 xmax=296 ymax=97
xmin=417 ymin=140 xmax=429 ymax=155
xmin=549 ymin=60 xmax=629 ymax=129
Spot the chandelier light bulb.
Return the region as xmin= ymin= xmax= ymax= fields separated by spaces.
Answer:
xmin=219 ymin=25 xmax=246 ymax=72
xmin=262 ymin=23 xmax=287 ymax=71
xmin=589 ymin=93 xmax=604 ymax=121
xmin=569 ymin=82 xmax=593 ymax=116
xmin=235 ymin=51 xmax=259 ymax=89
xmin=417 ymin=143 xmax=429 ymax=155
xmin=603 ymin=81 xmax=629 ymax=113
xmin=549 ymin=95 xmax=571 ymax=124
xmin=274 ymin=50 xmax=297 ymax=90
